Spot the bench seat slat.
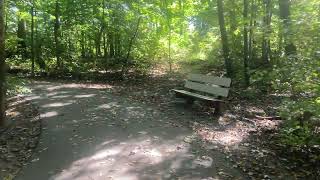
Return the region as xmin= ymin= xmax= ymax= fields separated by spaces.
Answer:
xmin=172 ymin=89 xmax=222 ymax=102
xmin=187 ymin=74 xmax=232 ymax=87
xmin=185 ymin=81 xmax=229 ymax=97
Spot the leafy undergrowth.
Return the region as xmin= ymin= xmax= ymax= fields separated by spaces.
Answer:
xmin=208 ymin=92 xmax=320 ymax=179
xmin=6 ymin=76 xmax=32 ymax=96
xmin=0 ymin=96 xmax=41 ymax=180
xmin=104 ymin=74 xmax=320 ymax=179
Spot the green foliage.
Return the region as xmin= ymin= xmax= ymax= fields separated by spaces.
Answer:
xmin=273 ymin=56 xmax=320 ymax=94
xmin=279 ymin=98 xmax=320 ymax=147
xmin=132 ymin=58 xmax=155 ymax=75
xmin=273 ymin=54 xmax=320 ymax=147
xmin=280 ymin=99 xmax=320 ymax=122
xmin=280 ymin=125 xmax=320 ymax=147
xmin=5 ymin=0 xmax=228 ymax=74
xmin=6 ymin=76 xmax=31 ymax=96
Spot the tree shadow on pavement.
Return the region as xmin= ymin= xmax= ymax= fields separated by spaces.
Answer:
xmin=16 ymin=81 xmax=246 ymax=180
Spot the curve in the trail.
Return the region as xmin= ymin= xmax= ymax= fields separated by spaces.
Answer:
xmin=16 ymin=81 xmax=245 ymax=180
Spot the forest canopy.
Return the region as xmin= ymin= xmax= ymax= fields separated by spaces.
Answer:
xmin=3 ymin=0 xmax=317 ymax=76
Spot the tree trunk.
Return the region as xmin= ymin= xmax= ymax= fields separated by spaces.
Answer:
xmin=67 ymin=34 xmax=72 ymax=58
xmin=262 ymin=0 xmax=272 ymax=64
xmin=34 ymin=10 xmax=44 ymax=71
xmin=121 ymin=17 xmax=141 ymax=75
xmin=54 ymin=1 xmax=61 ymax=69
xmin=116 ymin=33 xmax=121 ymax=57
xmin=243 ymin=0 xmax=250 ymax=87
xmin=279 ymin=0 xmax=296 ymax=56
xmin=31 ymin=4 xmax=35 ymax=76
xmin=217 ymin=0 xmax=233 ymax=77
xmin=168 ymin=22 xmax=172 ymax=72
xmin=81 ymin=31 xmax=85 ymax=58
xmin=229 ymin=0 xmax=240 ymax=58
xmin=103 ymin=32 xmax=107 ymax=57
xmin=248 ymin=0 xmax=256 ymax=64
xmin=114 ymin=32 xmax=118 ymax=57
xmin=178 ymin=0 xmax=184 ymax=35
xmin=17 ymin=19 xmax=27 ymax=59
xmin=4 ymin=3 xmax=6 ymax=35
xmin=0 ymin=0 xmax=6 ymax=126
xmin=108 ymin=31 xmax=115 ymax=58
xmin=165 ymin=0 xmax=172 ymax=72
xmin=95 ymin=26 xmax=103 ymax=58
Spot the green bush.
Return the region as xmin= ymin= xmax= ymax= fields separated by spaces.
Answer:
xmin=274 ymin=55 xmax=320 ymax=147
xmin=280 ymin=126 xmax=315 ymax=146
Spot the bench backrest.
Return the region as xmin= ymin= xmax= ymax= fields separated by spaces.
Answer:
xmin=185 ymin=74 xmax=231 ymax=97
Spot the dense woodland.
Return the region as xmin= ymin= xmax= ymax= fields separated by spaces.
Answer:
xmin=0 ymin=0 xmax=319 ymax=178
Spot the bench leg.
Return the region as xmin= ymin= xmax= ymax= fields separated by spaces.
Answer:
xmin=186 ymin=97 xmax=195 ymax=105
xmin=213 ymin=101 xmax=224 ymax=116
xmin=174 ymin=92 xmax=194 ymax=105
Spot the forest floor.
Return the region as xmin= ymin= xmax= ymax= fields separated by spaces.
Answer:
xmin=3 ymin=72 xmax=319 ymax=179
xmin=0 ymin=95 xmax=41 ymax=180
xmin=104 ymin=73 xmax=319 ymax=179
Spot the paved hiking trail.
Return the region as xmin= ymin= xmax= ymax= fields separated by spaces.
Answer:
xmin=16 ymin=81 xmax=245 ymax=180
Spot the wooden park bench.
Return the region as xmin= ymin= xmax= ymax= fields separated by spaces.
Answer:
xmin=172 ymin=74 xmax=231 ymax=115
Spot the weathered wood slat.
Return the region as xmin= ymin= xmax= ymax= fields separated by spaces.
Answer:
xmin=185 ymin=81 xmax=229 ymax=97
xmin=172 ymin=89 xmax=222 ymax=101
xmin=187 ymin=74 xmax=231 ymax=87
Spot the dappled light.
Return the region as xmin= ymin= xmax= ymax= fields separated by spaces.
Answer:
xmin=12 ymin=81 xmax=244 ymax=179
xmin=210 ymin=129 xmax=248 ymax=147
xmin=51 ymin=95 xmax=71 ymax=99
xmin=194 ymin=117 xmax=250 ymax=147
xmin=1 ymin=0 xmax=319 ymax=178
xmin=74 ymin=94 xmax=97 ymax=98
xmin=3 ymin=76 xmax=317 ymax=179
xmin=7 ymin=110 xmax=21 ymax=119
xmin=47 ymin=91 xmax=72 ymax=97
xmin=23 ymin=95 xmax=42 ymax=101
xmin=46 ymin=83 xmax=114 ymax=91
xmin=42 ymin=102 xmax=73 ymax=108
xmin=52 ymin=134 xmax=197 ymax=180
xmin=96 ymin=102 xmax=121 ymax=110
xmin=7 ymin=95 xmax=35 ymax=107
xmin=40 ymin=111 xmax=59 ymax=118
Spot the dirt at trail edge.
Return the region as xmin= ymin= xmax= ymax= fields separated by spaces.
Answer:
xmin=109 ymin=75 xmax=319 ymax=179
xmin=0 ymin=96 xmax=41 ymax=180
